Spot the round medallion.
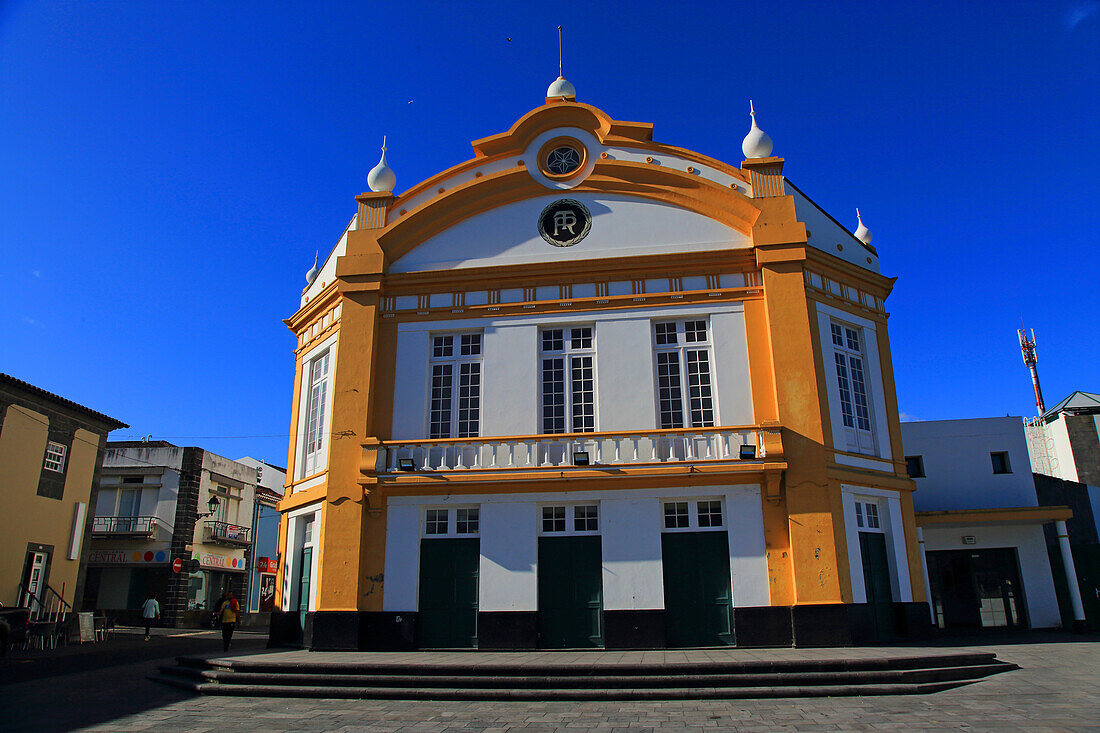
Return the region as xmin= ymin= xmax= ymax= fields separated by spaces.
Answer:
xmin=536 ymin=136 xmax=588 ymax=182
xmin=537 ymin=199 xmax=592 ymax=247
xmin=545 ymin=146 xmax=582 ymax=175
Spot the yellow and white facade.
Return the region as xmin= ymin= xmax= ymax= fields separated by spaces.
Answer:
xmin=273 ymin=87 xmax=929 ymax=650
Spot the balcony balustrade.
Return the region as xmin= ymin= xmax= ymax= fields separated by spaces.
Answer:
xmin=91 ymin=515 xmax=170 ymax=538
xmin=379 ymin=426 xmax=765 ymax=474
xmin=203 ymin=520 xmax=252 ymax=546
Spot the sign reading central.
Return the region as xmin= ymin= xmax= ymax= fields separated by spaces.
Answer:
xmin=538 ymin=199 xmax=592 ymax=247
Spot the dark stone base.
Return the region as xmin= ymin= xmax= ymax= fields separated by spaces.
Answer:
xmin=733 ymin=605 xmax=793 ymax=647
xmin=311 ymin=611 xmax=361 ymax=651
xmin=604 ymin=610 xmax=666 ymax=649
xmin=478 ymin=611 xmax=537 ymax=649
xmin=268 ymin=609 xmax=309 ymax=648
xmin=895 ymin=602 xmax=936 ymax=639
xmin=792 ymin=604 xmax=856 ymax=647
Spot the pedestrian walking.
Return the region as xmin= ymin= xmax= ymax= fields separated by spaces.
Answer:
xmin=218 ymin=590 xmax=240 ymax=652
xmin=140 ymin=592 xmax=160 ymax=641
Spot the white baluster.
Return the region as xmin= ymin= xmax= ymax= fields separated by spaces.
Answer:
xmin=389 ymin=449 xmax=398 ymax=471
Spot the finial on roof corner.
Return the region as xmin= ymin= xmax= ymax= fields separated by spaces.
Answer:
xmin=367 ymin=136 xmax=396 ymax=193
xmin=546 ymin=25 xmax=576 ymax=101
xmin=741 ymin=100 xmax=773 ymax=159
xmin=854 ymin=208 xmax=872 ymax=244
xmin=305 ymin=251 xmax=320 ymax=286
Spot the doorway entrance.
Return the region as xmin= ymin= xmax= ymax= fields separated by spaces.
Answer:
xmin=417 ymin=538 xmax=479 ymax=648
xmin=537 ymin=535 xmax=604 ymax=648
xmin=926 ymin=548 xmax=1027 ymax=630
xmin=661 ymin=532 xmax=734 ymax=647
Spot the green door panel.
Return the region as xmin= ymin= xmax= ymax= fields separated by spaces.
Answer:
xmin=538 ymin=536 xmax=604 ymax=648
xmin=418 ymin=538 xmax=479 ymax=648
xmin=859 ymin=532 xmax=895 ymax=639
xmin=661 ymin=531 xmax=734 ymax=647
xmin=297 ymin=546 xmax=312 ymax=627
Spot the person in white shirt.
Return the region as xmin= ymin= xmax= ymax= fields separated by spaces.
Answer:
xmin=141 ymin=593 xmax=160 ymax=641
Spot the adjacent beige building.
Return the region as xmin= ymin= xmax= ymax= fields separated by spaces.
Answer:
xmin=0 ymin=374 xmax=127 ymax=613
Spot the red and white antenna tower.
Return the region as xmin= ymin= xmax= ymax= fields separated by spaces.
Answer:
xmin=1018 ymin=327 xmax=1045 ymax=415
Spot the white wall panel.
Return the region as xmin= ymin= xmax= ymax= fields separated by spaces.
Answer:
xmin=594 ymin=318 xmax=656 ymax=431
xmin=382 ymin=504 xmax=421 ymax=611
xmin=390 ymin=194 xmax=750 ymax=273
xmin=391 ymin=329 xmax=430 ymax=439
xmin=725 ymin=490 xmax=769 ymax=606
xmin=710 ymin=310 xmax=754 ymax=426
xmin=479 ymin=501 xmax=538 ymax=611
xmin=601 ymin=496 xmax=665 ymax=609
xmin=482 ymin=324 xmax=538 ymax=436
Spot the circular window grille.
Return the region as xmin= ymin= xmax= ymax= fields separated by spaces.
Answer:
xmin=545 ymin=146 xmax=582 ymax=175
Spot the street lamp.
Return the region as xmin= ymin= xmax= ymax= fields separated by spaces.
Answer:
xmin=197 ymin=495 xmax=221 ymax=519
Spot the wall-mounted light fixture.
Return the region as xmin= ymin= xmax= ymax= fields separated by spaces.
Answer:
xmin=398 ymin=458 xmax=416 ymax=472
xmin=739 ymin=444 xmax=757 ymax=460
xmin=572 ymin=451 xmax=590 ymax=466
xmin=197 ymin=495 xmax=221 ymax=519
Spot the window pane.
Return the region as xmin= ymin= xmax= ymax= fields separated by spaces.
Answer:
xmin=542 ymin=506 xmax=566 ymax=532
xmin=830 ymin=323 xmax=844 ymax=346
xmin=426 ymin=509 xmax=448 ymax=535
xmin=570 ymin=355 xmax=595 ymax=432
xmin=865 ymin=503 xmax=880 ymax=529
xmin=664 ymin=501 xmax=689 ymax=529
xmin=855 ymin=502 xmax=864 ymax=528
xmin=656 ymin=352 xmax=684 ymax=429
xmin=456 ymin=507 xmax=479 ymax=534
xmin=460 ymin=333 xmax=481 ymax=356
xmin=685 ymin=350 xmax=714 ymax=427
xmin=433 ymin=336 xmax=453 ymax=358
xmin=697 ymin=500 xmax=722 ymax=527
xmin=655 ymin=322 xmax=677 ymax=346
xmin=833 ymin=353 xmax=855 ymax=429
xmin=44 ymin=442 xmax=67 ymax=473
xmin=570 ymin=327 xmax=592 ymax=349
xmin=542 ymin=329 xmax=564 ymax=352
xmin=429 ymin=364 xmax=453 ymax=439
xmin=457 ymin=363 xmax=481 ymax=438
xmin=684 ymin=320 xmax=707 ymax=343
xmin=848 ymin=356 xmax=871 ymax=431
xmin=845 ymin=328 xmax=860 ymax=352
xmin=574 ymin=504 xmax=598 ymax=532
xmin=542 ymin=357 xmax=566 ymax=433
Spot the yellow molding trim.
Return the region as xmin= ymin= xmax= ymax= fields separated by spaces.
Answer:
xmin=916 ymin=506 xmax=1073 ymax=525
xmin=287 ymin=281 xmax=341 ymax=330
xmin=276 ymin=484 xmax=327 ymax=512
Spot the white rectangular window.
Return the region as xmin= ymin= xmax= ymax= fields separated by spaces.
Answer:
xmin=855 ymin=500 xmax=881 ymax=531
xmin=574 ymin=505 xmax=598 ymax=532
xmin=654 ymin=320 xmax=715 ymax=429
xmin=663 ymin=498 xmax=725 ymax=531
xmin=831 ymin=322 xmax=875 ymax=454
xmin=539 ymin=504 xmax=599 ymax=535
xmin=542 ymin=506 xmax=566 ymax=533
xmin=303 ymin=350 xmax=331 ymax=476
xmin=697 ymin=500 xmax=723 ymax=527
xmin=425 ymin=509 xmax=448 ymax=535
xmin=456 ymin=507 xmax=479 ymax=534
xmin=44 ymin=442 xmax=67 ymax=473
xmin=664 ymin=501 xmax=690 ymax=529
xmin=429 ymin=334 xmax=482 ymax=439
xmin=541 ymin=327 xmax=595 ymax=434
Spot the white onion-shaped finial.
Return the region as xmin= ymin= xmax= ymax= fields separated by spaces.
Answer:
xmin=854 ymin=208 xmax=872 ymax=244
xmin=305 ymin=251 xmax=319 ymax=286
xmin=547 ymin=75 xmax=576 ymax=99
xmin=741 ymin=100 xmax=773 ymax=159
xmin=367 ymin=136 xmax=396 ymax=193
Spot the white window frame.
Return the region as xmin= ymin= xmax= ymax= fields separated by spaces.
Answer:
xmin=282 ymin=504 xmax=321 ymax=613
xmin=539 ymin=326 xmax=597 ymax=434
xmin=44 ymin=441 xmax=67 ymax=473
xmin=854 ymin=499 xmax=882 ymax=532
xmin=661 ymin=497 xmax=726 ymax=532
xmin=426 ymin=332 xmax=483 ymax=439
xmin=653 ymin=319 xmax=718 ymax=430
xmin=420 ymin=505 xmax=481 ymax=539
xmin=537 ymin=502 xmax=600 ymax=536
xmin=297 ymin=336 xmax=336 ymax=480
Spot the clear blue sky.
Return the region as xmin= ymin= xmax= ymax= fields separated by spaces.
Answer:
xmin=2 ymin=1 xmax=1098 ymax=464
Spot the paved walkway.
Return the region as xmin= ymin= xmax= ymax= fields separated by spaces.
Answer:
xmin=1 ymin=634 xmax=1097 ymax=732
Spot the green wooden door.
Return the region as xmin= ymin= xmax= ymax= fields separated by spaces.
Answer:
xmin=297 ymin=546 xmax=312 ymax=627
xmin=537 ymin=536 xmax=604 ymax=648
xmin=661 ymin=531 xmax=734 ymax=647
xmin=859 ymin=532 xmax=895 ymax=639
xmin=418 ymin=538 xmax=479 ymax=648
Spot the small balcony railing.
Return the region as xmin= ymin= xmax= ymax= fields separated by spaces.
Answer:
xmin=91 ymin=515 xmax=170 ymax=538
xmin=380 ymin=425 xmax=765 ymax=473
xmin=203 ymin=521 xmax=251 ymax=546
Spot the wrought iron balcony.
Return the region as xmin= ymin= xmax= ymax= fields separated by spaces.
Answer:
xmin=379 ymin=425 xmax=767 ymax=474
xmin=203 ymin=521 xmax=252 ymax=546
xmin=91 ymin=515 xmax=170 ymax=539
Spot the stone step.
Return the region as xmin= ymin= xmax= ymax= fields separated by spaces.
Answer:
xmin=147 ymin=675 xmax=981 ymax=700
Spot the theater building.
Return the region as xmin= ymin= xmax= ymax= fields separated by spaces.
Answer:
xmin=272 ymin=77 xmax=930 ymax=650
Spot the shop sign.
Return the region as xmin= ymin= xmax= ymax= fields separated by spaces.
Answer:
xmin=195 ymin=553 xmax=247 ymax=571
xmin=88 ymin=549 xmax=170 ymax=565
xmin=257 ymin=556 xmax=277 ymax=573
xmin=259 ymin=573 xmax=276 ymax=612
